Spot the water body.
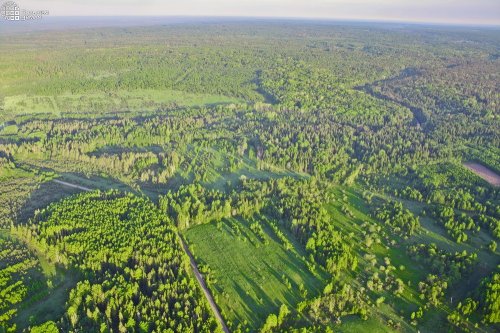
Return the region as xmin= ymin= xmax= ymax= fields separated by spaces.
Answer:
xmin=464 ymin=162 xmax=500 ymax=186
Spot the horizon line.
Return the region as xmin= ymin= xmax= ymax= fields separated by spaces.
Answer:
xmin=15 ymin=15 xmax=500 ymax=28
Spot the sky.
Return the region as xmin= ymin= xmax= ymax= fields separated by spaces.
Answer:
xmin=14 ymin=0 xmax=500 ymax=25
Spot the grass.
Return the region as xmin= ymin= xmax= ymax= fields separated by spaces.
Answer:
xmin=2 ymin=229 xmax=56 ymax=278
xmin=201 ymin=148 xmax=307 ymax=192
xmin=415 ymin=216 xmax=499 ymax=304
xmin=0 ymin=229 xmax=79 ymax=331
xmin=1 ymin=153 xmax=496 ymax=332
xmin=325 ymin=186 xmax=421 ymax=332
xmin=14 ymin=269 xmax=79 ymax=331
xmin=181 ymin=183 xmax=422 ymax=332
xmin=0 ymin=124 xmax=18 ymax=136
xmin=339 ymin=315 xmax=400 ymax=333
xmin=357 ymin=185 xmax=499 ymax=332
xmin=1 ymin=89 xmax=242 ymax=121
xmin=0 ymin=171 xmax=85 ymax=329
xmin=158 ymin=145 xmax=306 ymax=195
xmin=0 ymin=163 xmax=34 ymax=181
xmin=184 ymin=215 xmax=327 ymax=331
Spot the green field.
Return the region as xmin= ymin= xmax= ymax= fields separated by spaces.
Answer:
xmin=1 ymin=89 xmax=242 ymax=121
xmin=185 ymin=215 xmax=327 ymax=330
xmin=0 ymin=20 xmax=499 ymax=333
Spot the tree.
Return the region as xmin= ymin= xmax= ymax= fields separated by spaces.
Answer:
xmin=260 ymin=314 xmax=278 ymax=333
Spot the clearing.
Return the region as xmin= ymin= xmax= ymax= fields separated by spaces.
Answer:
xmin=463 ymin=162 xmax=500 ymax=186
xmin=184 ymin=215 xmax=327 ymax=330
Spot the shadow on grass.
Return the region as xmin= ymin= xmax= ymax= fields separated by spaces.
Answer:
xmin=16 ymin=170 xmax=137 ymax=225
xmin=0 ymin=231 xmax=80 ymax=331
xmin=17 ymin=179 xmax=81 ymax=224
xmin=15 ymin=268 xmax=81 ymax=331
xmin=232 ymin=279 xmax=275 ymax=329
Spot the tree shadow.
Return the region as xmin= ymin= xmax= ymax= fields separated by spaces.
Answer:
xmin=14 ymin=268 xmax=81 ymax=331
xmin=252 ymin=70 xmax=279 ymax=105
xmin=16 ymin=169 xmax=137 ymax=225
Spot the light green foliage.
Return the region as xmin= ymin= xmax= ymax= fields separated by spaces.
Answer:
xmin=375 ymin=201 xmax=420 ymax=237
xmin=481 ymin=271 xmax=500 ymax=324
xmin=30 ymin=321 xmax=59 ymax=333
xmin=0 ymin=21 xmax=498 ymax=333
xmin=185 ymin=215 xmax=324 ymax=331
xmin=15 ymin=191 xmax=219 ymax=332
xmin=0 ymin=237 xmax=45 ymax=333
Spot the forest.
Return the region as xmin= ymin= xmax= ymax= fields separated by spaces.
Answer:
xmin=0 ymin=20 xmax=499 ymax=333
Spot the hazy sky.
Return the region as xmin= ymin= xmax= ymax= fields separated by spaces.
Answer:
xmin=17 ymin=0 xmax=500 ymax=25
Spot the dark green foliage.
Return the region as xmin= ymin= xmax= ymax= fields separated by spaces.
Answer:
xmin=375 ymin=201 xmax=420 ymax=237
xmin=0 ymin=21 xmax=498 ymax=333
xmin=16 ymin=191 xmax=218 ymax=332
xmin=407 ymin=243 xmax=477 ymax=283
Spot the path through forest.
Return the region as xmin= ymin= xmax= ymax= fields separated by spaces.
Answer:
xmin=52 ymin=178 xmax=230 ymax=332
xmin=53 ymin=179 xmax=93 ymax=191
xmin=178 ymin=235 xmax=230 ymax=333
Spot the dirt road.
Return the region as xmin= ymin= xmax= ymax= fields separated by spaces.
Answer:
xmin=50 ymin=178 xmax=230 ymax=332
xmin=178 ymin=235 xmax=230 ymax=333
xmin=53 ymin=179 xmax=92 ymax=191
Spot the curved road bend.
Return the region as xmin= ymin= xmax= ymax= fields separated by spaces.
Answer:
xmin=52 ymin=179 xmax=230 ymax=333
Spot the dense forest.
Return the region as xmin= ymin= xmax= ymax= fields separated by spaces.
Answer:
xmin=0 ymin=20 xmax=498 ymax=332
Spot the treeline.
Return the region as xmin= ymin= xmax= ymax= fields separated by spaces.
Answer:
xmin=161 ymin=177 xmax=358 ymax=280
xmin=429 ymin=206 xmax=480 ymax=243
xmin=373 ymin=162 xmax=499 ymax=243
xmin=12 ymin=191 xmax=219 ymax=332
xmin=447 ymin=268 xmax=500 ymax=331
xmin=407 ymin=243 xmax=477 ymax=284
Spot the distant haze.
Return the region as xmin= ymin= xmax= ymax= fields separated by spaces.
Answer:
xmin=7 ymin=0 xmax=500 ymax=26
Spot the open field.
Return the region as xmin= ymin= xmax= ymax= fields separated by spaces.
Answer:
xmin=184 ymin=216 xmax=327 ymax=330
xmin=0 ymin=21 xmax=499 ymax=333
xmin=464 ymin=162 xmax=500 ymax=187
xmin=1 ymin=90 xmax=242 ymax=121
